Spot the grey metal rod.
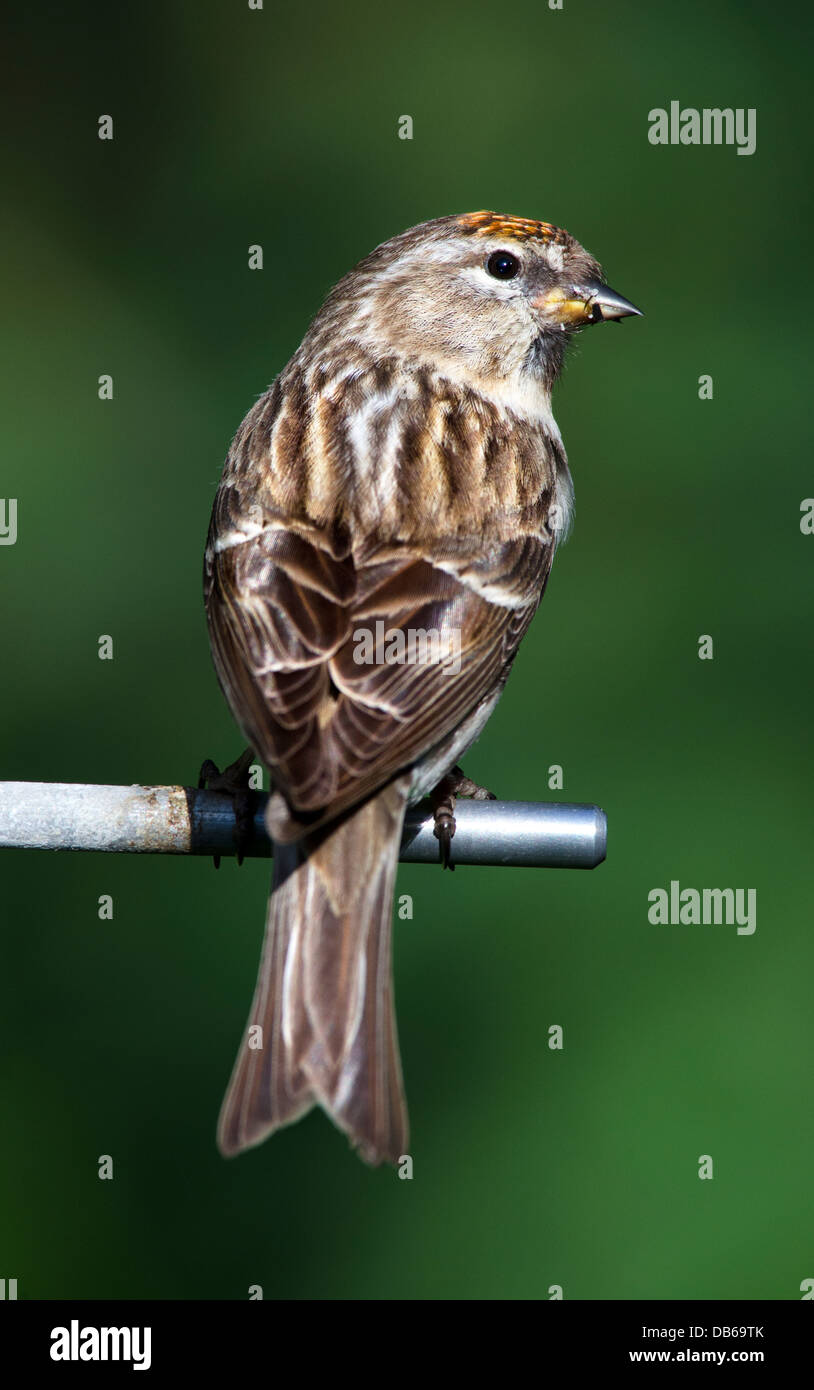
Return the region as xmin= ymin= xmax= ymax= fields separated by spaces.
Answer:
xmin=0 ymin=782 xmax=607 ymax=869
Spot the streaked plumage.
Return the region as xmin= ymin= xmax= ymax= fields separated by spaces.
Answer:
xmin=204 ymin=212 xmax=640 ymax=1162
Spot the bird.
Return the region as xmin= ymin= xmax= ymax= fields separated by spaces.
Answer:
xmin=203 ymin=211 xmax=641 ymax=1165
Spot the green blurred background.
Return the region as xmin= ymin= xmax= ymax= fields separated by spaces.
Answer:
xmin=2 ymin=0 xmax=812 ymax=1299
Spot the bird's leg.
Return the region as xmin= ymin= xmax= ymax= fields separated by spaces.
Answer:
xmin=429 ymin=764 xmax=497 ymax=871
xmin=197 ymin=747 xmax=257 ymax=868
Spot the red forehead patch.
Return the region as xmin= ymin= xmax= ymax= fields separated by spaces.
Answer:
xmin=457 ymin=211 xmax=569 ymax=244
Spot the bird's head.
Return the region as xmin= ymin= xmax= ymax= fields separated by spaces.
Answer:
xmin=309 ymin=211 xmax=641 ymax=392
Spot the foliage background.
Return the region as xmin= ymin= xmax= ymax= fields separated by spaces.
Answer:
xmin=2 ymin=0 xmax=811 ymax=1298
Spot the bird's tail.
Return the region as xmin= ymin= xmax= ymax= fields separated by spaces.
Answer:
xmin=217 ymin=777 xmax=411 ymax=1165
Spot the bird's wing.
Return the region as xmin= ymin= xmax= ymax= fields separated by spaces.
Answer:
xmin=205 ymin=514 xmax=554 ymax=825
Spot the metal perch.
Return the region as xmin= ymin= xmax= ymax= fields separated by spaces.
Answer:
xmin=0 ymin=782 xmax=607 ymax=870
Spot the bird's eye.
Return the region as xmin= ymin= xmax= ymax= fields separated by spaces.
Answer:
xmin=486 ymin=250 xmax=520 ymax=280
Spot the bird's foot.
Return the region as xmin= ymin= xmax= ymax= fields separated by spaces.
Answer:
xmin=429 ymin=764 xmax=497 ymax=871
xmin=197 ymin=747 xmax=257 ymax=868
xmin=447 ymin=764 xmax=497 ymax=802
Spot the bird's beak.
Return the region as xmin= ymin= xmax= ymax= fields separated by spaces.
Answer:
xmin=534 ymin=279 xmax=643 ymax=327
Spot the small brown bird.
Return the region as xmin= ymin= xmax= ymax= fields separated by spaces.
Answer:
xmin=204 ymin=212 xmax=640 ymax=1164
